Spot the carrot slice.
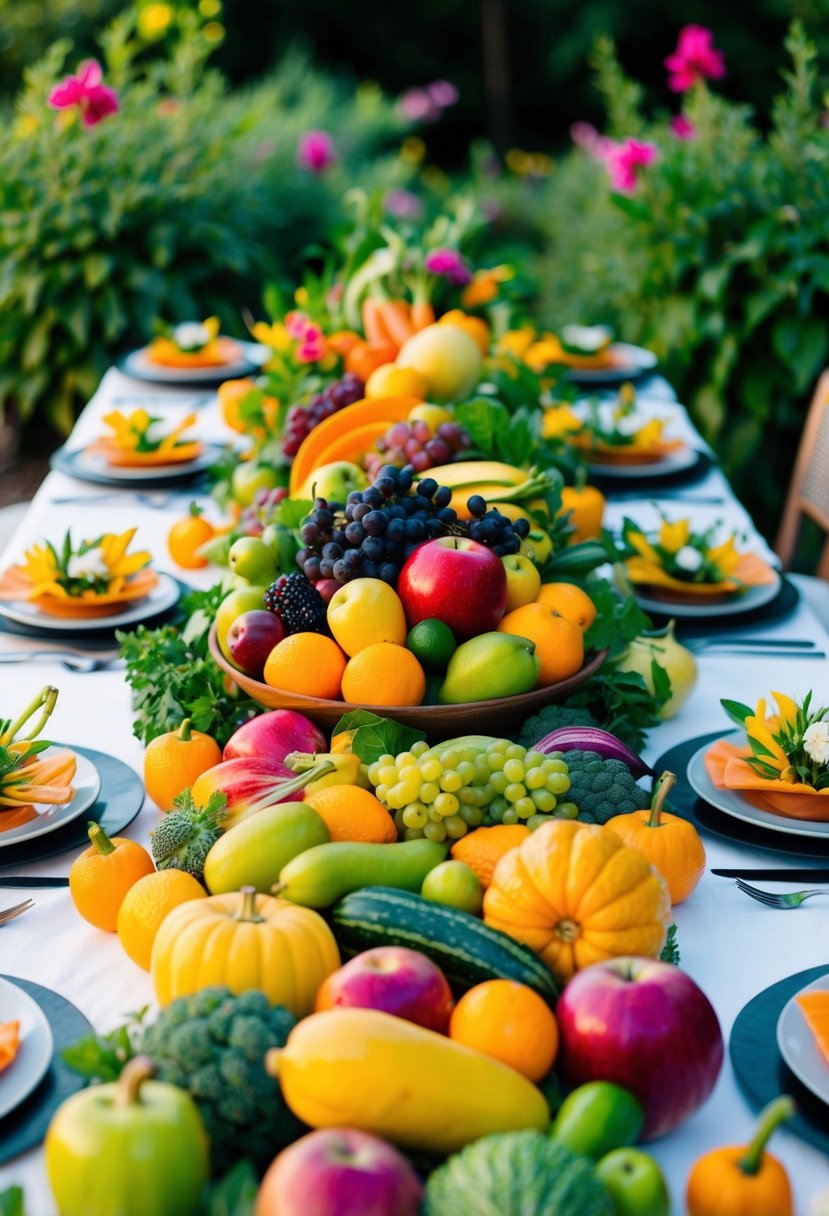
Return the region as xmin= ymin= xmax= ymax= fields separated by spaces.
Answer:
xmin=796 ymin=991 xmax=829 ymax=1066
xmin=0 ymin=1022 xmax=20 ymax=1073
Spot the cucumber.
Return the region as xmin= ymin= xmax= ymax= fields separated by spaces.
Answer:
xmin=332 ymin=886 xmax=559 ymax=1005
xmin=274 ymin=840 xmax=447 ymax=908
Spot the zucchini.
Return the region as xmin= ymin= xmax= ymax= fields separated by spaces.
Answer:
xmin=331 ymin=886 xmax=559 ymax=1005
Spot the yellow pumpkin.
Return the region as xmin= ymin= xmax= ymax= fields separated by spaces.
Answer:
xmin=483 ymin=819 xmax=670 ymax=987
xmin=150 ymin=886 xmax=340 ymax=1016
xmin=605 ymin=772 xmax=706 ymax=905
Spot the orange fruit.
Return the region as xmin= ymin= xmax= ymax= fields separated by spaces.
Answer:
xmin=450 ymin=824 xmax=530 ymax=888
xmin=365 ymin=364 xmax=428 ymax=400
xmin=218 ymin=378 xmax=256 ymax=433
xmin=117 ymin=869 xmax=207 ymax=971
xmin=536 ymin=582 xmax=597 ymax=631
xmin=167 ymin=506 xmax=216 ymax=570
xmin=69 ymin=824 xmax=155 ymax=931
xmin=497 ymin=603 xmax=584 ymax=686
xmin=449 ymin=979 xmax=559 ymax=1081
xmin=144 ymin=719 xmax=222 ymax=812
xmin=327 ymin=578 xmax=407 ymax=656
xmin=341 ymin=642 xmax=426 ymax=707
xmin=304 ymin=785 xmax=397 ymax=843
xmin=263 ymin=633 xmax=347 ymax=700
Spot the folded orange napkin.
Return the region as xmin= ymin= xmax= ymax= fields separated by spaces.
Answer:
xmin=705 ymin=738 xmax=829 ymax=820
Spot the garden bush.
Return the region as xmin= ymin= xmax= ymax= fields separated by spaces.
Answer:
xmin=0 ymin=5 xmax=411 ymax=444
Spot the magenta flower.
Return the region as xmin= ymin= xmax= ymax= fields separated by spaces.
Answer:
xmin=570 ymin=121 xmax=617 ymax=162
xmin=605 ymin=139 xmax=658 ymax=194
xmin=665 ymin=26 xmax=726 ymax=92
xmin=670 ymin=115 xmax=696 ymax=140
xmin=424 ymin=248 xmax=472 ymax=287
xmin=383 ymin=188 xmax=424 ymax=220
xmin=297 ymin=130 xmax=335 ymax=172
xmin=47 ymin=60 xmax=119 ymax=128
xmin=284 ymin=310 xmax=312 ymax=340
xmin=297 ymin=324 xmax=325 ymax=363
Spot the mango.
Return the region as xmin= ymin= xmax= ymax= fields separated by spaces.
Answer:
xmin=438 ymin=632 xmax=540 ymax=704
xmin=203 ymin=801 xmax=330 ymax=894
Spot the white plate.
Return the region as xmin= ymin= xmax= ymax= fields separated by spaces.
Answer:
xmin=633 ymin=568 xmax=782 ymax=619
xmin=0 ymin=750 xmax=101 ymax=848
xmin=687 ymin=732 xmax=829 ymax=840
xmin=0 ymin=978 xmax=54 ymax=1119
xmin=587 ymin=445 xmax=701 ymax=480
xmin=120 ymin=341 xmax=267 ymax=384
xmin=567 ymin=342 xmax=658 ymax=385
xmin=60 ymin=443 xmax=223 ymax=483
xmin=777 ymin=972 xmax=829 ymax=1106
xmin=0 ymin=571 xmax=180 ymax=633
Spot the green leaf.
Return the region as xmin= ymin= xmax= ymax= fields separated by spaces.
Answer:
xmin=659 ymin=923 xmax=680 ymax=965
xmin=649 ymin=657 xmax=672 ymax=706
xmin=201 ymin=1160 xmax=258 ymax=1216
xmin=276 ymin=498 xmax=314 ymax=529
xmin=332 ymin=709 xmax=386 ymax=736
xmin=720 ymin=698 xmax=753 ymax=727
xmin=0 ymin=1186 xmax=25 ymax=1216
xmin=349 ymin=715 xmax=426 ymax=766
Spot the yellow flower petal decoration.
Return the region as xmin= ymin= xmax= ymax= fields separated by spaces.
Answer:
xmin=99 ymin=529 xmax=151 ymax=581
xmin=157 ymin=412 xmax=198 ymax=454
xmin=658 ymin=518 xmax=690 ymax=554
xmin=251 ymin=321 xmax=292 ymax=353
xmin=19 ymin=542 xmax=61 ymax=588
xmin=542 ymin=405 xmax=583 ymax=439
xmin=497 ymin=327 xmax=536 ymax=360
xmin=632 ymin=418 xmax=665 ymax=448
xmin=771 ymin=690 xmax=799 ymax=733
xmin=627 ymin=530 xmax=661 ymax=563
xmin=744 ymin=698 xmax=791 ymax=773
xmin=706 ymin=535 xmax=740 ymax=576
xmin=203 ymin=316 xmax=221 ymax=341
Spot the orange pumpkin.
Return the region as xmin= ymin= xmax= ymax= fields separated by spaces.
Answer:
xmin=69 ymin=823 xmax=155 ymax=931
xmin=686 ymin=1097 xmax=794 ymax=1216
xmin=605 ymin=772 xmax=706 ymax=905
xmin=557 ymin=483 xmax=606 ymax=543
xmin=144 ymin=719 xmax=222 ymax=812
xmin=483 ymin=819 xmax=670 ymax=987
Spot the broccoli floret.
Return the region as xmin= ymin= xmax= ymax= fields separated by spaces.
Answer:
xmin=515 ymin=704 xmax=599 ymax=751
xmin=150 ymin=789 xmax=226 ymax=881
xmin=142 ymin=986 xmax=304 ymax=1174
xmin=564 ymin=749 xmax=650 ymax=824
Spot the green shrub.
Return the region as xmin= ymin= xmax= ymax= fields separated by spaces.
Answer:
xmin=0 ymin=6 xmax=410 ymax=438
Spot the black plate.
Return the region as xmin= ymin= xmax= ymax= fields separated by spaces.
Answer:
xmin=651 ymin=731 xmax=829 ymax=860
xmin=594 ymin=449 xmax=714 ymax=494
xmin=51 ymin=444 xmax=224 ymax=489
xmin=649 ymin=576 xmax=800 ymax=638
xmin=0 ymin=744 xmax=144 ymax=870
xmin=0 ymin=976 xmax=93 ymax=1164
xmin=0 ymin=578 xmax=191 ymax=646
xmin=731 ymin=965 xmax=829 ymax=1157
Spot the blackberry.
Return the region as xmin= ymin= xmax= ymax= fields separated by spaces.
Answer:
xmin=264 ymin=573 xmax=327 ymax=634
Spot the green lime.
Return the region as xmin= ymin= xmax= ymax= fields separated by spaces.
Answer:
xmin=407 ymin=619 xmax=456 ymax=670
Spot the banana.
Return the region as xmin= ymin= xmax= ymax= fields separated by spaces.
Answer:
xmin=418 ymin=461 xmax=529 ymax=488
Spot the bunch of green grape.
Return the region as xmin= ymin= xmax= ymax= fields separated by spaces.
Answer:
xmin=367 ymin=736 xmax=576 ymax=842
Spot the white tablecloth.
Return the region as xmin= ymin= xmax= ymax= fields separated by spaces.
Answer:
xmin=1 ymin=370 xmax=828 ymax=1213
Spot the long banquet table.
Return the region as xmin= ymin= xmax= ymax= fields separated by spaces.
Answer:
xmin=1 ymin=369 xmax=828 ymax=1213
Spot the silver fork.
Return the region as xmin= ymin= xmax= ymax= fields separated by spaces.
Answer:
xmin=0 ymin=899 xmax=34 ymax=926
xmin=735 ymin=879 xmax=829 ymax=909
xmin=0 ymin=652 xmax=122 ymax=674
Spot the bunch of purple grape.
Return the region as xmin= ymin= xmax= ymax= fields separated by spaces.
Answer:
xmin=364 ymin=418 xmax=471 ymax=479
xmin=281 ymin=373 xmax=365 ymax=458
xmin=237 ymin=487 xmax=288 ymax=537
xmin=466 ymin=495 xmax=531 ymax=553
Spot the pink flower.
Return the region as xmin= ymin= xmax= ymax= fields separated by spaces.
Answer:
xmin=297 ymin=325 xmax=325 ymax=363
xmin=398 ymin=80 xmax=458 ymax=124
xmin=570 ymin=121 xmax=618 ymax=162
xmin=424 ymin=248 xmax=472 ymax=287
xmin=665 ymin=26 xmax=726 ymax=92
xmin=284 ymin=311 xmax=313 ymax=340
xmin=427 ymin=80 xmax=459 ymax=109
xmin=670 ymin=114 xmax=696 ymax=140
xmin=605 ymin=139 xmax=658 ymax=194
xmin=297 ymin=130 xmax=335 ymax=172
xmin=383 ymin=188 xmax=424 ymax=220
xmin=47 ymin=60 xmax=119 ymax=128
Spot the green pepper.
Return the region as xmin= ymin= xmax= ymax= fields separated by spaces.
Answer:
xmin=45 ymin=1056 xmax=209 ymax=1216
xmin=549 ymin=1080 xmax=644 ymax=1160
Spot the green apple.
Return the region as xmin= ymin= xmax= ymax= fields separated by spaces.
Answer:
xmin=228 ymin=537 xmax=278 ymax=586
xmin=595 ymin=1148 xmax=670 ymax=1216
xmin=215 ymin=586 xmax=268 ymax=661
xmin=502 ymin=554 xmax=542 ymax=612
xmin=231 ymin=461 xmax=278 ymax=507
xmin=550 ymin=1081 xmax=644 ymax=1159
xmin=421 ymin=861 xmax=483 ymax=914
xmin=298 ymin=461 xmax=369 ymax=503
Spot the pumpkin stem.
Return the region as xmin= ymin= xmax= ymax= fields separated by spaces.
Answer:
xmin=236 ymin=885 xmax=265 ymax=923
xmin=115 ymin=1056 xmax=156 ymax=1106
xmin=738 ymin=1096 xmax=796 ymax=1175
xmin=88 ymin=821 xmax=116 ymax=856
xmin=178 ymin=719 xmax=193 ymax=742
xmin=648 ymin=771 xmax=677 ymax=828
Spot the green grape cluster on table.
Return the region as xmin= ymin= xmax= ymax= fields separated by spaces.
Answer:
xmin=367 ymin=736 xmax=576 ymax=842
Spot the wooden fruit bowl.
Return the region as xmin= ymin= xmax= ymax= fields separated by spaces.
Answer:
xmin=209 ymin=624 xmax=607 ymax=737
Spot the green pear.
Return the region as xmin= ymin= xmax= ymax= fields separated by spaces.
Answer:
xmin=438 ymin=632 xmax=540 ymax=704
xmin=228 ymin=537 xmax=278 ymax=586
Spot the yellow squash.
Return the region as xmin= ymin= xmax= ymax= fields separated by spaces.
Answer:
xmin=150 ymin=886 xmax=340 ymax=1016
xmin=483 ymin=819 xmax=670 ymax=987
xmin=267 ymin=1007 xmax=549 ymax=1154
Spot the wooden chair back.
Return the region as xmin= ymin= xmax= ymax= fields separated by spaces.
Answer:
xmin=775 ymin=369 xmax=829 ymax=578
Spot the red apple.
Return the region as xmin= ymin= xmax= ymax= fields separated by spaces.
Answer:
xmin=256 ymin=1128 xmax=422 ymax=1216
xmin=223 ymin=709 xmax=326 ymax=764
xmin=397 ymin=537 xmax=507 ymax=639
xmin=315 ymin=947 xmax=454 ymax=1033
xmin=556 ymin=957 xmax=723 ymax=1140
xmin=315 ymin=578 xmax=342 ymax=603
xmin=227 ymin=610 xmax=285 ymax=679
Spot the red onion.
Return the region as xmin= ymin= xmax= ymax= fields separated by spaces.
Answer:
xmin=532 ymin=727 xmax=652 ymax=777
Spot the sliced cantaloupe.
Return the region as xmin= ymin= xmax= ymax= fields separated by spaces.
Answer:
xmin=0 ymin=1021 xmax=20 ymax=1073
xmin=289 ymin=396 xmax=419 ymax=495
xmin=796 ymin=990 xmax=829 ymax=1065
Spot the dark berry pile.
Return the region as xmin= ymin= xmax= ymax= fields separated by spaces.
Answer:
xmin=281 ymin=374 xmax=365 ymax=458
xmin=364 ymin=419 xmax=471 ymax=478
xmin=238 ymin=486 xmax=288 ymax=538
xmin=264 ymin=572 xmax=327 ymax=633
xmin=466 ymin=495 xmax=531 ymax=554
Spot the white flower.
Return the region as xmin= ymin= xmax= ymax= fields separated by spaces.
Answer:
xmin=173 ymin=322 xmax=209 ymax=350
xmin=67 ymin=547 xmax=108 ymax=582
xmin=615 ymin=411 xmax=645 ymax=437
xmin=675 ymin=545 xmax=703 ymax=572
xmin=803 ymin=721 xmax=829 ymax=766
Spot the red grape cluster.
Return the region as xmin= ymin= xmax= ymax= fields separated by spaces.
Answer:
xmin=281 ymin=373 xmax=365 ymax=457
xmin=237 ymin=486 xmax=288 ymax=537
xmin=364 ymin=418 xmax=471 ymax=479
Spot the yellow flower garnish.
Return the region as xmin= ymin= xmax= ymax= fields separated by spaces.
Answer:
xmin=706 ymin=535 xmax=740 ymax=576
xmin=542 ymin=406 xmax=583 ymax=439
xmin=17 ymin=529 xmax=150 ymax=600
xmin=659 ymin=518 xmax=690 ymax=554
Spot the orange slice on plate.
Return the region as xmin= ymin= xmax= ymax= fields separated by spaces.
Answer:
xmin=0 ymin=805 xmax=38 ymax=832
xmin=88 ymin=438 xmax=203 ymax=468
xmin=0 ymin=1022 xmax=20 ymax=1073
xmin=145 ymin=336 xmax=242 ymax=368
xmin=795 ymin=991 xmax=829 ymax=1066
xmin=0 ymin=566 xmax=159 ymax=618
